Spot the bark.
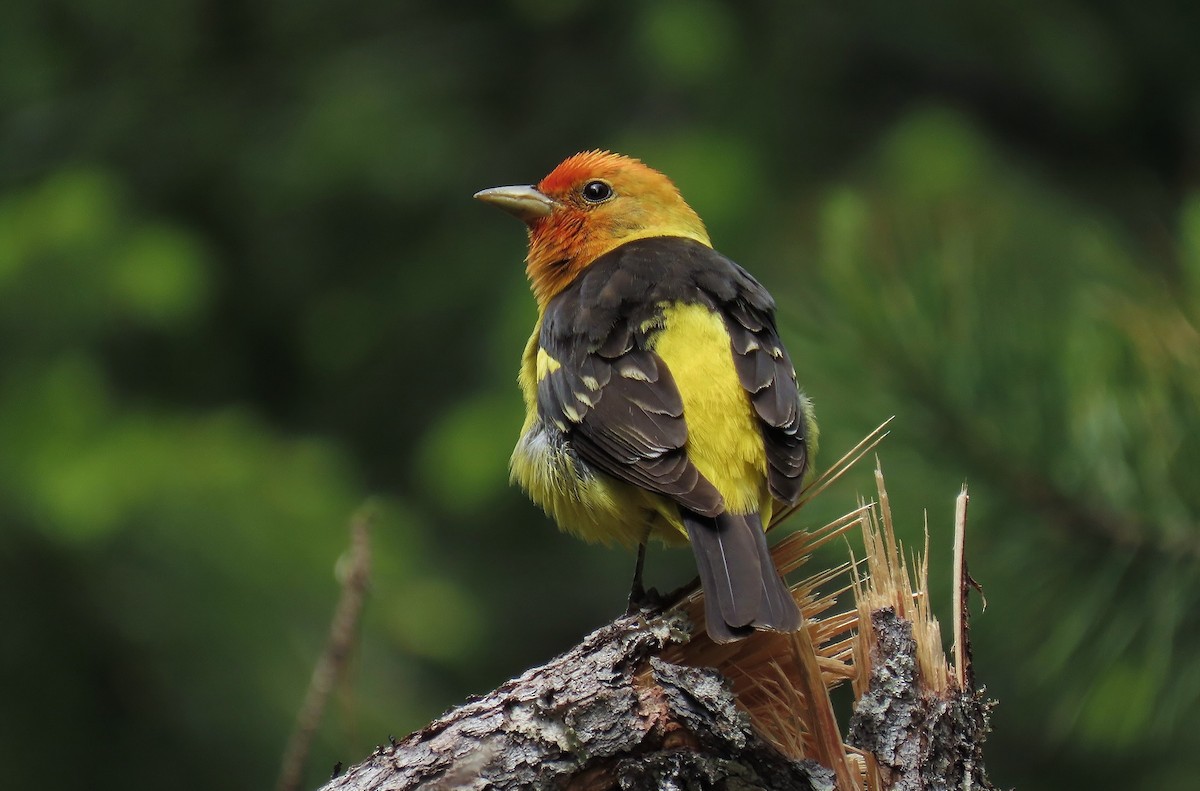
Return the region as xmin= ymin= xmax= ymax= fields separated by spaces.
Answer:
xmin=848 ymin=609 xmax=996 ymax=791
xmin=319 ymin=606 xmax=998 ymax=791
xmin=319 ymin=613 xmax=833 ymax=791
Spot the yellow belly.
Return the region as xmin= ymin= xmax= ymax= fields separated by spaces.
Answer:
xmin=510 ymin=421 xmax=663 ymax=547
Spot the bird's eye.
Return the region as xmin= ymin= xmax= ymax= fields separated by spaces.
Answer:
xmin=581 ymin=180 xmax=613 ymax=203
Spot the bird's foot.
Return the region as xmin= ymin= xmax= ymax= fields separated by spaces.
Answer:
xmin=626 ymin=583 xmax=668 ymax=616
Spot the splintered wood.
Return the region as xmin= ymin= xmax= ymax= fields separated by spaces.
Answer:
xmin=665 ymin=460 xmax=986 ymax=791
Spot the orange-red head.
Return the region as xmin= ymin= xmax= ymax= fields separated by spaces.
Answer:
xmin=475 ymin=151 xmax=710 ymax=307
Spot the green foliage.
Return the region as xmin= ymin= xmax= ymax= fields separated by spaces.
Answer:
xmin=785 ymin=111 xmax=1200 ymax=770
xmin=3 ymin=3 xmax=1198 ymax=789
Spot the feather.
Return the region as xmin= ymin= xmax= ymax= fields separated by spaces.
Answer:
xmin=683 ymin=510 xmax=802 ymax=642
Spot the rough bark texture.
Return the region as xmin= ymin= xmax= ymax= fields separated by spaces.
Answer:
xmin=847 ymin=608 xmax=996 ymax=791
xmin=320 ymin=613 xmax=833 ymax=791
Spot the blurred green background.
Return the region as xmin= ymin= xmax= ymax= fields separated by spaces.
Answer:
xmin=3 ymin=1 xmax=1199 ymax=788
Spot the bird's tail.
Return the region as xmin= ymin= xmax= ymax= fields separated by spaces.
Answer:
xmin=682 ymin=510 xmax=803 ymax=643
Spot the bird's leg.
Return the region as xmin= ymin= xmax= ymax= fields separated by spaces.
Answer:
xmin=626 ymin=541 xmax=649 ymax=615
xmin=626 ymin=522 xmax=661 ymax=615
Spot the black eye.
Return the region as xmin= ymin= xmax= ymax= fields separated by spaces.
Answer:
xmin=581 ymin=180 xmax=613 ymax=203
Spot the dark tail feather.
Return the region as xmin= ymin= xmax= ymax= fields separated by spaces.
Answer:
xmin=682 ymin=510 xmax=803 ymax=643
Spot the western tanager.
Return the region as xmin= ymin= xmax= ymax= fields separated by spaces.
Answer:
xmin=475 ymin=151 xmax=816 ymax=642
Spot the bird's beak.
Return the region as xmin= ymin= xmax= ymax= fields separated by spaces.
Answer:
xmin=473 ymin=185 xmax=556 ymax=222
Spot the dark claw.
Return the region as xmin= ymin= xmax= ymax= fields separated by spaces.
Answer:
xmin=626 ymin=584 xmax=668 ymax=615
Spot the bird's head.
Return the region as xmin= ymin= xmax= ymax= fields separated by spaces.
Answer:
xmin=475 ymin=151 xmax=710 ymax=307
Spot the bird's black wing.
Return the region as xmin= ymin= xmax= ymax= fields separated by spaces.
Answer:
xmin=537 ymin=236 xmax=808 ymax=513
xmin=701 ymin=261 xmax=810 ymax=505
xmin=536 ymin=241 xmax=725 ymax=517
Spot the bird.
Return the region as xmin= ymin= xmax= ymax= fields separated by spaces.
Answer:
xmin=474 ymin=151 xmax=817 ymax=642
